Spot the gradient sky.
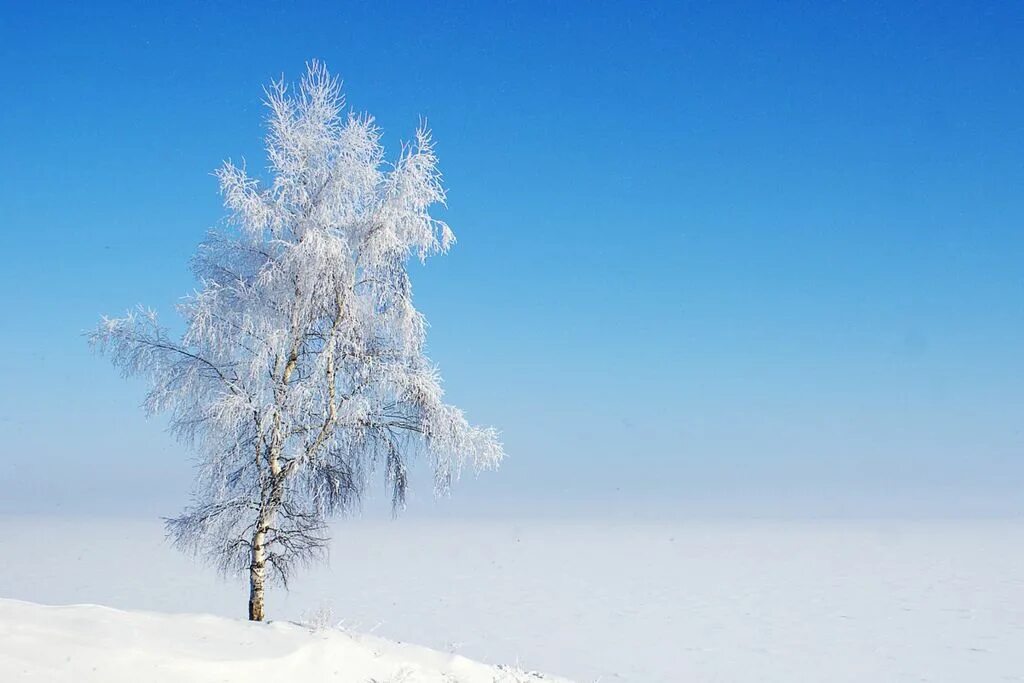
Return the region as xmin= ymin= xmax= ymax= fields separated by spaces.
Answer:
xmin=2 ymin=1 xmax=1022 ymax=517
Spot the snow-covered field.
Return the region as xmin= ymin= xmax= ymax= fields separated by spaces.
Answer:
xmin=1 ymin=516 xmax=1022 ymax=682
xmin=0 ymin=598 xmax=566 ymax=683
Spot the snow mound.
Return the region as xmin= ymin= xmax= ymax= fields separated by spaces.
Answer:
xmin=0 ymin=598 xmax=570 ymax=683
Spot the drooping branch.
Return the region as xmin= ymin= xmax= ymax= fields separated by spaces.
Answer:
xmin=91 ymin=62 xmax=505 ymax=613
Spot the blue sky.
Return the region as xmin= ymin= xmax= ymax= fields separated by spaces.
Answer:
xmin=1 ymin=1 xmax=1022 ymax=516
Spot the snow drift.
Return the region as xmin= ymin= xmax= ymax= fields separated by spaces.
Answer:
xmin=0 ymin=598 xmax=569 ymax=683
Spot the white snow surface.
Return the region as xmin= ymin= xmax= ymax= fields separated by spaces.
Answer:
xmin=0 ymin=597 xmax=562 ymax=683
xmin=2 ymin=516 xmax=1023 ymax=682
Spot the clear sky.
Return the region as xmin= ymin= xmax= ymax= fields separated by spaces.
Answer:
xmin=2 ymin=1 xmax=1022 ymax=517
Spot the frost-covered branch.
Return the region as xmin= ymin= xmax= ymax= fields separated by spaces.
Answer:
xmin=90 ymin=61 xmax=504 ymax=621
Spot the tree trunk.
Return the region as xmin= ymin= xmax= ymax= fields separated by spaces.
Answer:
xmin=248 ymin=527 xmax=267 ymax=621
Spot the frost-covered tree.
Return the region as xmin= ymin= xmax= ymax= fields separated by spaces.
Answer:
xmin=89 ymin=62 xmax=504 ymax=621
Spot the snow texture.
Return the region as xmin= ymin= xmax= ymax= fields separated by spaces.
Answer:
xmin=2 ymin=516 xmax=1023 ymax=682
xmin=0 ymin=598 xmax=568 ymax=682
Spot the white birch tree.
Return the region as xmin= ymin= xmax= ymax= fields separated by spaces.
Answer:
xmin=89 ymin=62 xmax=504 ymax=621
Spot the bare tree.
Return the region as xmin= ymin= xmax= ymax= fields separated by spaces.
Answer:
xmin=89 ymin=62 xmax=504 ymax=621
